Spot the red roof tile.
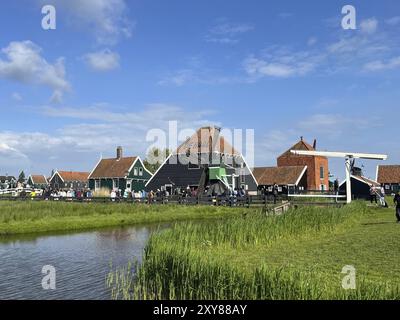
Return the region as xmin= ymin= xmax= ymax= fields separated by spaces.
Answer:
xmin=89 ymin=157 xmax=137 ymax=179
xmin=30 ymin=175 xmax=48 ymax=184
xmin=278 ymin=138 xmax=315 ymax=159
xmin=377 ymin=165 xmax=400 ymax=184
xmin=57 ymin=171 xmax=90 ymax=182
xmin=252 ymin=166 xmax=307 ymax=186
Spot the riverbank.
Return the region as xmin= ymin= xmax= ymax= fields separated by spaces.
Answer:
xmin=108 ymin=202 xmax=400 ymax=300
xmin=0 ymin=201 xmax=250 ymax=235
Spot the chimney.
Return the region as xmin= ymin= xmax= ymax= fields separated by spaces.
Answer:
xmin=313 ymin=139 xmax=317 ymax=149
xmin=116 ymin=146 xmax=123 ymax=160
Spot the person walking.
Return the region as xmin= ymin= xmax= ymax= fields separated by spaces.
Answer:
xmin=394 ymin=191 xmax=400 ymax=223
xmin=334 ymin=179 xmax=339 ymax=195
xmin=273 ymin=183 xmax=279 ymax=204
xmin=369 ymin=185 xmax=377 ymax=204
xmin=148 ymin=190 xmax=154 ymax=204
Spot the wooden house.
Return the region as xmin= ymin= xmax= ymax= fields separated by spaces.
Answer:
xmin=252 ymin=166 xmax=308 ymax=194
xmin=377 ymin=165 xmax=400 ymax=194
xmin=49 ymin=171 xmax=89 ymax=190
xmin=145 ymin=126 xmax=258 ymax=195
xmin=88 ymin=147 xmax=152 ymax=193
xmin=339 ymin=172 xmax=380 ymax=200
xmin=27 ymin=174 xmax=48 ymax=189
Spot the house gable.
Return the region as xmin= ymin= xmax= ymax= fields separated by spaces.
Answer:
xmin=127 ymin=157 xmax=152 ymax=180
xmin=145 ymin=126 xmax=258 ymax=193
xmin=277 ymin=138 xmax=329 ymax=191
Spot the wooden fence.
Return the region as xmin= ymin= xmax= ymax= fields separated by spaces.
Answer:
xmin=0 ymin=193 xmax=346 ymax=210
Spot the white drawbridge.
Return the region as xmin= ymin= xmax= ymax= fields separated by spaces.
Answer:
xmin=290 ymin=150 xmax=388 ymax=204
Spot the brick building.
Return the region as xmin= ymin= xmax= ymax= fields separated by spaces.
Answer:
xmin=277 ymin=137 xmax=329 ymax=191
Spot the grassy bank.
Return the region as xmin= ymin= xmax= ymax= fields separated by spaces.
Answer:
xmin=0 ymin=201 xmax=249 ymax=235
xmin=108 ymin=202 xmax=400 ymax=300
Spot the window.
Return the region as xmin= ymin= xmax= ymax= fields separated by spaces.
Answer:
xmin=139 ymin=168 xmax=143 ymax=176
xmin=113 ymin=179 xmax=119 ymax=189
xmin=126 ymin=180 xmax=132 ymax=190
xmin=240 ymin=169 xmax=245 ymax=184
xmin=95 ymin=180 xmax=100 ymax=190
xmin=134 ymin=168 xmax=138 ymax=176
xmin=320 ymin=166 xmax=325 ymax=179
xmin=320 ymin=184 xmax=326 ymax=191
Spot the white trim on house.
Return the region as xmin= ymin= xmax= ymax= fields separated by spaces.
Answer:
xmin=295 ymin=166 xmax=308 ymax=186
xmin=126 ymin=157 xmax=139 ymax=178
xmin=49 ymin=171 xmax=64 ymax=183
xmin=125 ymin=156 xmax=153 ymax=178
xmin=138 ymin=157 xmax=154 ymax=176
xmin=240 ymin=153 xmax=259 ymax=187
xmin=339 ymin=175 xmax=380 ymax=187
xmin=145 ymin=153 xmax=173 ymax=187
xmin=88 ymin=155 xmax=103 ymax=180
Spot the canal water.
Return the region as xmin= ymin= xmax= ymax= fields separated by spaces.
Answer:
xmin=0 ymin=224 xmax=163 ymax=300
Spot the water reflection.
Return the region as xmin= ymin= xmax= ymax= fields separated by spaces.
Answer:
xmin=0 ymin=224 xmax=165 ymax=300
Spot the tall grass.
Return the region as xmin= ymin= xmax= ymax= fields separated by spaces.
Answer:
xmin=0 ymin=201 xmax=246 ymax=235
xmin=107 ymin=202 xmax=400 ymax=300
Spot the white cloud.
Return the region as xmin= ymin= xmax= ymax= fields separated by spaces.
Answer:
xmin=158 ymin=65 xmax=241 ymax=87
xmin=83 ymin=49 xmax=120 ymax=72
xmin=158 ymin=69 xmax=194 ymax=86
xmin=42 ymin=0 xmax=133 ymax=45
xmin=205 ymin=37 xmax=239 ymax=45
xmin=11 ymin=92 xmax=22 ymax=101
xmin=314 ymin=98 xmax=339 ymax=109
xmin=0 ymin=41 xmax=70 ymax=101
xmin=0 ymin=142 xmax=30 ymax=170
xmin=360 ymin=18 xmax=378 ymax=34
xmin=0 ymin=142 xmax=27 ymax=157
xmin=385 ymin=16 xmax=400 ymax=26
xmin=298 ymin=114 xmax=379 ymax=135
xmin=243 ymin=18 xmax=397 ymax=81
xmin=0 ymin=103 xmax=219 ymax=175
xmin=42 ymin=103 xmax=216 ymax=129
xmin=209 ymin=22 xmax=254 ymax=36
xmin=206 ymin=21 xmax=254 ymax=44
xmin=307 ymin=37 xmax=317 ymax=46
xmin=243 ymin=53 xmax=317 ymax=78
xmin=363 ymin=56 xmax=400 ymax=72
xmin=327 ymin=36 xmax=388 ymax=56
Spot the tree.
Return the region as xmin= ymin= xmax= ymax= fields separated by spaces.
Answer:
xmin=18 ymin=171 xmax=26 ymax=183
xmin=143 ymin=147 xmax=171 ymax=174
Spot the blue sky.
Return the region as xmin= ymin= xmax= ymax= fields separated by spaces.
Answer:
xmin=0 ymin=0 xmax=399 ymax=180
